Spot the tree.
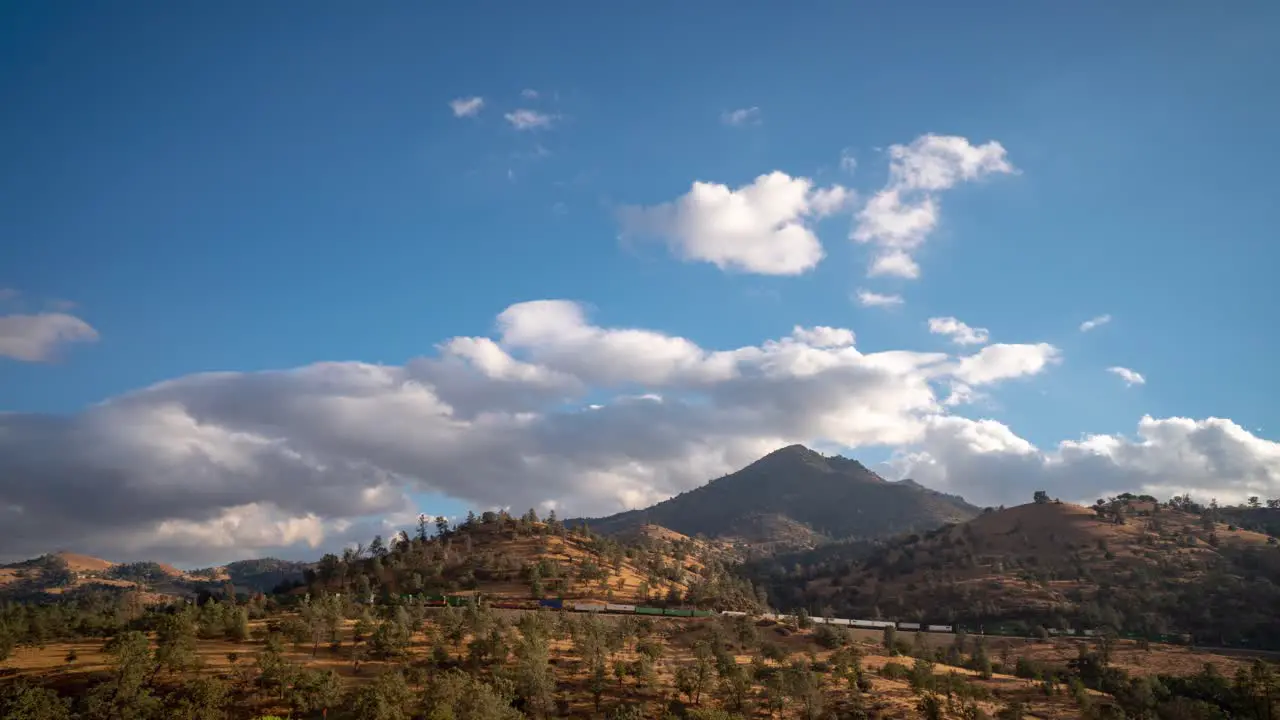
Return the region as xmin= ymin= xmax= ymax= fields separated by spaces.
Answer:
xmin=1248 ymin=496 xmax=1261 ymax=508
xmin=0 ymin=682 xmax=73 ymax=720
xmin=83 ymin=631 xmax=160 ymax=720
xmin=345 ymin=670 xmax=415 ymax=720
xmin=1033 ymin=490 xmax=1050 ymax=504
xmin=287 ymin=668 xmax=342 ymax=717
xmin=165 ymin=676 xmax=230 ymax=720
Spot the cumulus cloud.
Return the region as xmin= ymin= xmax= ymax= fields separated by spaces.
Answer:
xmin=0 ymin=300 xmax=1064 ymax=564
xmin=1080 ymin=314 xmax=1112 ymax=332
xmin=619 ymin=172 xmax=853 ymax=275
xmin=855 ymin=289 xmax=904 ymax=308
xmin=853 ymin=134 xmax=1015 ymax=279
xmin=721 ymin=107 xmax=761 ymax=126
xmin=928 ymin=316 xmax=990 ymax=346
xmin=0 ymin=312 xmax=100 ymax=362
xmin=1107 ymin=366 xmax=1146 ymax=386
xmin=449 ymin=96 xmax=485 ymax=118
xmin=505 ymin=109 xmax=556 ymax=130
xmin=888 ymin=415 xmax=1280 ymax=509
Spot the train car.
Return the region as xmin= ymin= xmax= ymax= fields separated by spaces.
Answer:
xmin=491 ymin=599 xmax=542 ymax=610
xmin=664 ymin=608 xmax=694 ymax=617
xmin=926 ymin=625 xmax=953 ymax=633
xmin=605 ymin=603 xmax=636 ymax=613
xmin=761 ymin=613 xmax=778 ymax=621
xmin=852 ymin=619 xmax=896 ymax=629
xmin=538 ymin=598 xmax=563 ymax=610
xmin=720 ymin=611 xmax=749 ymax=617
xmin=574 ymin=603 xmax=607 ymax=612
xmin=636 ymin=606 xmax=664 ymax=616
xmin=811 ymin=617 xmax=829 ymax=625
xmin=691 ymin=609 xmax=714 ymax=618
xmin=830 ymin=618 xmax=852 ymax=626
xmin=897 ymin=622 xmax=921 ymax=631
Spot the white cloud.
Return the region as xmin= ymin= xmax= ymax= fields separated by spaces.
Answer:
xmin=951 ymin=343 xmax=1060 ymax=386
xmin=521 ymin=88 xmax=539 ymax=99
xmin=889 ymin=415 xmax=1280 ymax=509
xmin=1080 ymin=314 xmax=1112 ymax=332
xmin=927 ymin=316 xmax=990 ymax=346
xmin=0 ymin=312 xmax=100 ymax=362
xmin=721 ymin=107 xmax=761 ymax=126
xmin=853 ymin=134 xmax=1015 ymax=279
xmin=619 ymin=172 xmax=853 ymax=276
xmin=855 ymin=289 xmax=905 ymax=308
xmin=505 ymin=109 xmax=556 ymax=130
xmin=1107 ymin=366 xmax=1146 ymax=386
xmin=449 ymin=96 xmax=485 ymax=118
xmin=0 ymin=288 xmax=19 ymax=301
xmin=0 ymin=299 xmax=1065 ymax=564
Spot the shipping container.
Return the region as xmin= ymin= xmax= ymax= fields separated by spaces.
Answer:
xmin=636 ymin=606 xmax=664 ymax=616
xmin=831 ymin=618 xmax=852 ymax=626
xmin=605 ymin=603 xmax=636 ymax=613
xmin=664 ymin=608 xmax=694 ymax=617
xmin=926 ymin=625 xmax=952 ymax=633
xmin=897 ymin=622 xmax=921 ymax=631
xmin=574 ymin=603 xmax=607 ymax=612
xmin=538 ymin=598 xmax=563 ymax=610
xmin=720 ymin=611 xmax=749 ymax=617
xmin=691 ymin=609 xmax=714 ymax=617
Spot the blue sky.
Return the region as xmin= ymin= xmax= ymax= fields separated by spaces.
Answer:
xmin=2 ymin=2 xmax=1278 ymax=564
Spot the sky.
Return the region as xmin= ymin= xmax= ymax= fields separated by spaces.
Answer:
xmin=2 ymin=1 xmax=1278 ymax=567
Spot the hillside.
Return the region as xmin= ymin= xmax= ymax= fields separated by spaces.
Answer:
xmin=753 ymin=495 xmax=1280 ymax=649
xmin=293 ymin=510 xmax=761 ymax=610
xmin=579 ymin=444 xmax=979 ymax=550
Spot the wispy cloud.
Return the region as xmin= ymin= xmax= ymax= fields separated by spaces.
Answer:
xmin=854 ymin=289 xmax=904 ymax=307
xmin=505 ymin=109 xmax=556 ymax=131
xmin=1079 ymin=314 xmax=1111 ymax=332
xmin=928 ymin=316 xmax=990 ymax=345
xmin=521 ymin=88 xmax=539 ymax=99
xmin=449 ymin=96 xmax=485 ymax=118
xmin=1107 ymin=366 xmax=1145 ymax=386
xmin=720 ymin=107 xmax=761 ymax=127
xmin=839 ymin=148 xmax=857 ymax=175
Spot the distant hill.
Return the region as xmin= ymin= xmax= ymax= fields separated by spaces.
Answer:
xmin=0 ymin=551 xmax=312 ymax=603
xmin=577 ymin=444 xmax=979 ymax=550
xmin=752 ymin=496 xmax=1280 ymax=648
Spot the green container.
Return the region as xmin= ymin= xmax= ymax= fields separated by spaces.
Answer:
xmin=691 ymin=610 xmax=714 ymax=617
xmin=636 ymin=607 xmax=664 ymax=616
xmin=664 ymin=608 xmax=694 ymax=617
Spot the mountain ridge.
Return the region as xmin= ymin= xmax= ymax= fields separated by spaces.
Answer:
xmin=576 ymin=444 xmax=980 ymax=549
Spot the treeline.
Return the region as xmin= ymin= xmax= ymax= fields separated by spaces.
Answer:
xmin=281 ymin=509 xmax=761 ymax=612
xmin=0 ymin=589 xmax=273 ymax=661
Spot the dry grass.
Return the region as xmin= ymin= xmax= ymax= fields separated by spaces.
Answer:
xmin=4 ymin=611 xmax=1274 ymax=720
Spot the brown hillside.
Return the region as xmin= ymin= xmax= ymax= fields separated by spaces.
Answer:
xmin=760 ymin=497 xmax=1280 ymax=648
xmin=299 ymin=514 xmax=758 ymax=610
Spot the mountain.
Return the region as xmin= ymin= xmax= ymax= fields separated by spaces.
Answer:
xmin=753 ymin=496 xmax=1280 ymax=648
xmin=578 ymin=444 xmax=979 ymax=549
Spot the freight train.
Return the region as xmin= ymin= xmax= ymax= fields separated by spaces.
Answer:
xmin=401 ymin=594 xmax=984 ymax=634
xmin=394 ymin=593 xmax=1190 ymax=644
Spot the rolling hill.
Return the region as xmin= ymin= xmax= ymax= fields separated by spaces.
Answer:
xmin=578 ymin=444 xmax=979 ymax=550
xmin=752 ymin=495 xmax=1280 ymax=648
